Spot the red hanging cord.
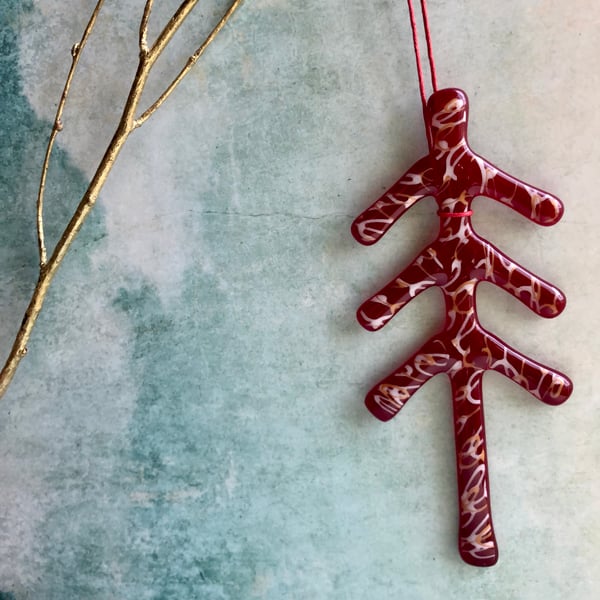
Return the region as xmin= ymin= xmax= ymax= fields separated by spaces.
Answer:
xmin=406 ymin=0 xmax=438 ymax=109
xmin=406 ymin=0 xmax=427 ymax=107
xmin=420 ymin=0 xmax=438 ymax=92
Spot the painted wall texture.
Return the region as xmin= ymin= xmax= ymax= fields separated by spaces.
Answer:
xmin=0 ymin=1 xmax=598 ymax=598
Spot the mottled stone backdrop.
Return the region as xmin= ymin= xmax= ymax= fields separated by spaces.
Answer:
xmin=0 ymin=1 xmax=598 ymax=598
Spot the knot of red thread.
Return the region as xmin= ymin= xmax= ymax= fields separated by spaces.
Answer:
xmin=437 ymin=210 xmax=474 ymax=218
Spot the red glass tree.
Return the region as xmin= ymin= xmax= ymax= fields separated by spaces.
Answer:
xmin=352 ymin=88 xmax=572 ymax=567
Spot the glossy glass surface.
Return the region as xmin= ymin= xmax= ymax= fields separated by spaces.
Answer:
xmin=352 ymin=88 xmax=572 ymax=567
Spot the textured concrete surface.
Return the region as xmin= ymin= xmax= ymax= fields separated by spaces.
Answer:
xmin=0 ymin=1 xmax=598 ymax=598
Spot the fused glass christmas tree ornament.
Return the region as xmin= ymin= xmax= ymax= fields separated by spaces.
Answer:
xmin=352 ymin=88 xmax=572 ymax=567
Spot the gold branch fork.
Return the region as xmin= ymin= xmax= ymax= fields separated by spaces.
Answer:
xmin=0 ymin=0 xmax=244 ymax=398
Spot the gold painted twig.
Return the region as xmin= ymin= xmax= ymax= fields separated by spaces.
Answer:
xmin=0 ymin=0 xmax=244 ymax=399
xmin=135 ymin=0 xmax=245 ymax=129
xmin=139 ymin=0 xmax=154 ymax=54
xmin=149 ymin=0 xmax=199 ymax=61
xmin=36 ymin=0 xmax=105 ymax=268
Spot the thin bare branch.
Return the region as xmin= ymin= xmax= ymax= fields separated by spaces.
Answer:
xmin=37 ymin=0 xmax=105 ymax=268
xmin=148 ymin=0 xmax=199 ymax=64
xmin=0 ymin=0 xmax=246 ymax=399
xmin=134 ymin=0 xmax=244 ymax=129
xmin=139 ymin=0 xmax=154 ymax=54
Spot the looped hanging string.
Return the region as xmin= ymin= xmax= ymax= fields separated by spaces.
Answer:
xmin=406 ymin=0 xmax=438 ymax=111
xmin=419 ymin=0 xmax=438 ymax=95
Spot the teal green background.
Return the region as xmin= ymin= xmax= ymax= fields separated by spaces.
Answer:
xmin=1 ymin=1 xmax=598 ymax=598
